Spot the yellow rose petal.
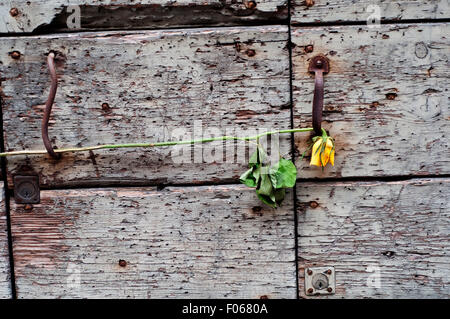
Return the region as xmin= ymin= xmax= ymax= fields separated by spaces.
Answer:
xmin=310 ymin=138 xmax=323 ymax=167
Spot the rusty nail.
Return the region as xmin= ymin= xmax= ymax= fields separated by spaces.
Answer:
xmin=307 ymin=288 xmax=314 ymax=294
xmin=260 ymin=295 xmax=268 ymax=299
xmin=305 ymin=0 xmax=315 ymax=7
xmin=118 ymin=259 xmax=127 ymax=267
xmin=245 ymin=1 xmax=257 ymax=9
xmin=10 ymin=8 xmax=19 ymax=17
xmin=245 ymin=49 xmax=256 ymax=57
xmin=307 ymin=269 xmax=313 ymax=275
xmin=326 ymin=269 xmax=332 ymax=275
xmin=24 ymin=204 xmax=33 ymax=210
xmin=327 ymin=287 xmax=333 ymax=293
xmin=10 ymin=51 xmax=21 ymax=60
xmin=305 ymin=45 xmax=314 ymax=53
xmin=386 ymin=92 xmax=397 ymax=100
xmin=101 ymin=102 xmax=110 ymax=111
xmin=309 ymin=201 xmax=319 ymax=209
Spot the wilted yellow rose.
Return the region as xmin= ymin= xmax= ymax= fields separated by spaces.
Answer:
xmin=310 ymin=136 xmax=334 ymax=167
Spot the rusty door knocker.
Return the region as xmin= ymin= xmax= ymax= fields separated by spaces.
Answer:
xmin=42 ymin=52 xmax=60 ymax=159
xmin=308 ymin=55 xmax=330 ymax=136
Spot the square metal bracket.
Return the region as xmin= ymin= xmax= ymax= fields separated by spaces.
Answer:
xmin=13 ymin=175 xmax=40 ymax=204
xmin=305 ymin=266 xmax=335 ymax=296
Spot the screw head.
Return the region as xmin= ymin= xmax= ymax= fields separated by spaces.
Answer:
xmin=245 ymin=49 xmax=256 ymax=57
xmin=309 ymin=201 xmax=319 ymax=209
xmin=327 ymin=287 xmax=333 ymax=293
xmin=307 ymin=288 xmax=314 ymax=294
xmin=326 ymin=269 xmax=332 ymax=275
xmin=101 ymin=102 xmax=110 ymax=111
xmin=307 ymin=269 xmax=313 ymax=275
xmin=118 ymin=259 xmax=127 ymax=267
xmin=10 ymin=51 xmax=21 ymax=60
xmin=305 ymin=45 xmax=314 ymax=53
xmin=10 ymin=8 xmax=19 ymax=17
xmin=245 ymin=1 xmax=257 ymax=9
xmin=24 ymin=204 xmax=33 ymax=211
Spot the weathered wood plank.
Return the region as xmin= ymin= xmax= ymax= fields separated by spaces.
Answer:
xmin=1 ymin=26 xmax=291 ymax=188
xmin=292 ymin=0 xmax=449 ymax=24
xmin=11 ymin=185 xmax=296 ymax=298
xmin=296 ymin=178 xmax=450 ymax=298
xmin=0 ymin=182 xmax=12 ymax=299
xmin=292 ymin=23 xmax=449 ymax=178
xmin=0 ymin=0 xmax=288 ymax=33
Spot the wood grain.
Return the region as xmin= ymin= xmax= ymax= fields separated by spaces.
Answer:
xmin=0 ymin=0 xmax=287 ymax=33
xmin=291 ymin=0 xmax=449 ymax=24
xmin=11 ymin=185 xmax=296 ymax=298
xmin=297 ymin=178 xmax=450 ymax=298
xmin=292 ymin=23 xmax=450 ymax=178
xmin=0 ymin=182 xmax=12 ymax=299
xmin=1 ymin=26 xmax=291 ymax=188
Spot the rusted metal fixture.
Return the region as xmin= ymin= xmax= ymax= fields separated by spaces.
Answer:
xmin=305 ymin=0 xmax=315 ymax=7
xmin=10 ymin=51 xmax=21 ymax=59
xmin=245 ymin=48 xmax=256 ymax=57
xmin=308 ymin=55 xmax=330 ymax=136
xmin=14 ymin=175 xmax=40 ymax=204
xmin=42 ymin=52 xmax=61 ymax=159
xmin=305 ymin=266 xmax=335 ymax=296
xmin=245 ymin=1 xmax=257 ymax=9
xmin=118 ymin=259 xmax=127 ymax=267
xmin=9 ymin=8 xmax=19 ymax=17
xmin=305 ymin=45 xmax=314 ymax=53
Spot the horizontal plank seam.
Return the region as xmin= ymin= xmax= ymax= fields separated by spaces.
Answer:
xmin=291 ymin=18 xmax=450 ymax=28
xmin=0 ymin=18 xmax=449 ymax=38
xmin=0 ymin=20 xmax=289 ymax=38
xmin=5 ymin=174 xmax=450 ymax=194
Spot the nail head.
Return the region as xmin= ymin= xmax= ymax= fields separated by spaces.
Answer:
xmin=118 ymin=259 xmax=127 ymax=267
xmin=245 ymin=49 xmax=256 ymax=57
xmin=10 ymin=51 xmax=21 ymax=59
xmin=10 ymin=8 xmax=19 ymax=17
xmin=245 ymin=1 xmax=257 ymax=9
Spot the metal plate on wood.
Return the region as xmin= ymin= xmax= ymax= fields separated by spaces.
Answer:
xmin=305 ymin=267 xmax=335 ymax=296
xmin=13 ymin=175 xmax=40 ymax=204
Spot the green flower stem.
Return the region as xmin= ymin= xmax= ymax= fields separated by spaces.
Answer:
xmin=0 ymin=128 xmax=314 ymax=158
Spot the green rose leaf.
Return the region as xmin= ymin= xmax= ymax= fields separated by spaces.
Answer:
xmin=256 ymin=192 xmax=277 ymax=208
xmin=257 ymin=172 xmax=273 ymax=197
xmin=274 ymin=188 xmax=286 ymax=205
xmin=249 ymin=146 xmax=266 ymax=167
xmin=243 ymin=148 xmax=298 ymax=208
xmin=270 ymin=158 xmax=297 ymax=188
xmin=240 ymin=168 xmax=257 ymax=188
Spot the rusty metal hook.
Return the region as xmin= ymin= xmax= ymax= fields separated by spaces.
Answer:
xmin=42 ymin=52 xmax=60 ymax=159
xmin=308 ymin=55 xmax=330 ymax=136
